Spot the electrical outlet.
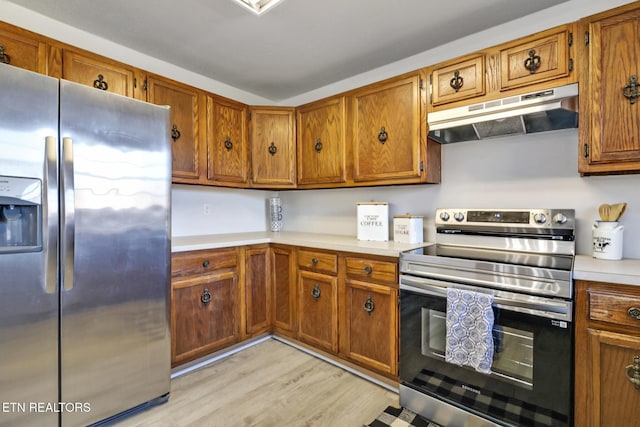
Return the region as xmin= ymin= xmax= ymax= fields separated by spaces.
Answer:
xmin=203 ymin=203 xmax=211 ymax=216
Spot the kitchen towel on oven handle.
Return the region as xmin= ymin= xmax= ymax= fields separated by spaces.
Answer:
xmin=445 ymin=288 xmax=494 ymax=374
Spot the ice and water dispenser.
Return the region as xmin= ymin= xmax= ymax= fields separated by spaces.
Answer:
xmin=0 ymin=176 xmax=41 ymax=252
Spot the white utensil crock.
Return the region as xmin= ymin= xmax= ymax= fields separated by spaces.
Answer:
xmin=592 ymin=221 xmax=623 ymax=260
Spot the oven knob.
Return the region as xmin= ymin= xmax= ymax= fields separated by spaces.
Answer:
xmin=439 ymin=211 xmax=450 ymax=221
xmin=533 ymin=213 xmax=547 ymax=224
xmin=553 ymin=212 xmax=568 ymax=224
xmin=453 ymin=212 xmax=465 ymax=222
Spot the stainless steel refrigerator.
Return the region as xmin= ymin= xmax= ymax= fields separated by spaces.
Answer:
xmin=0 ymin=64 xmax=171 ymax=426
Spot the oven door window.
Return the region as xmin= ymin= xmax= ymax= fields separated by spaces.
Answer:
xmin=400 ymin=290 xmax=572 ymax=427
xmin=422 ymin=308 xmax=534 ymax=389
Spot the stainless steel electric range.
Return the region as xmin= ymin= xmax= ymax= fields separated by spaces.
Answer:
xmin=399 ymin=208 xmax=575 ymax=427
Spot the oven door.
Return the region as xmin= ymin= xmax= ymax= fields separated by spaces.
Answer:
xmin=399 ymin=275 xmax=573 ymax=427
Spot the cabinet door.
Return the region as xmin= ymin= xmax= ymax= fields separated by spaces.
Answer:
xmin=352 ymin=74 xmax=422 ymax=183
xmin=207 ymin=95 xmax=249 ymax=185
xmin=579 ymin=5 xmax=640 ymax=174
xmin=583 ymin=329 xmax=640 ymax=427
xmin=250 ymin=107 xmax=296 ymax=188
xmin=272 ymin=245 xmax=296 ymax=336
xmin=296 ymin=96 xmax=347 ymax=186
xmin=171 ymin=270 xmax=239 ymax=365
xmin=431 ymin=55 xmax=485 ymax=107
xmin=244 ymin=246 xmax=271 ymax=336
xmin=62 ymin=49 xmax=141 ymax=98
xmin=148 ymin=75 xmax=201 ymax=182
xmin=298 ymin=270 xmax=338 ymax=353
xmin=0 ymin=24 xmax=48 ymax=74
xmin=500 ymin=27 xmax=572 ymax=91
xmin=344 ymin=280 xmax=397 ymax=376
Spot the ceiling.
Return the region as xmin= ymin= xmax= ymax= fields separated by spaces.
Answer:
xmin=7 ymin=0 xmax=569 ymax=101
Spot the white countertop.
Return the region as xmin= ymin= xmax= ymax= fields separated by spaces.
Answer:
xmin=172 ymin=232 xmax=640 ymax=286
xmin=573 ymin=255 xmax=640 ymax=286
xmin=172 ymin=231 xmax=426 ymax=258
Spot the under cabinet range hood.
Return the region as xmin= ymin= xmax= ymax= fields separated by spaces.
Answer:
xmin=427 ymin=83 xmax=578 ymax=144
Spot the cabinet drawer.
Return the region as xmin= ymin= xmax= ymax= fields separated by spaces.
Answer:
xmin=431 ymin=54 xmax=485 ymax=107
xmin=499 ymin=28 xmax=570 ymax=91
xmin=345 ymin=257 xmax=398 ymax=285
xmin=172 ymin=249 xmax=237 ymax=277
xmin=298 ymin=249 xmax=338 ymax=274
xmin=589 ymin=290 xmax=640 ymax=329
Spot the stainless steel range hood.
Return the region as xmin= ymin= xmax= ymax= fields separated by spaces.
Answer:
xmin=427 ymin=83 xmax=578 ymax=144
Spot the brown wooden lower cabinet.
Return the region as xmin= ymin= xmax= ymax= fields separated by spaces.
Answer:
xmin=243 ymin=245 xmax=271 ymax=337
xmin=575 ymin=280 xmax=640 ymax=427
xmin=272 ymin=245 xmax=297 ymax=337
xmin=297 ymin=269 xmax=339 ymax=353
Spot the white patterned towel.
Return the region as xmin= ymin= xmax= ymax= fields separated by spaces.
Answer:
xmin=445 ymin=288 xmax=494 ymax=374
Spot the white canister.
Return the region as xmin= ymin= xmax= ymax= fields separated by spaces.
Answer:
xmin=592 ymin=221 xmax=624 ymax=260
xmin=269 ymin=197 xmax=283 ymax=232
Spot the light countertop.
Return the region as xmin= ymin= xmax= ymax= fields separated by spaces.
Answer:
xmin=172 ymin=232 xmax=640 ymax=286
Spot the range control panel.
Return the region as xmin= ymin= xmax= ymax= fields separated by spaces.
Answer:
xmin=435 ymin=208 xmax=575 ymax=230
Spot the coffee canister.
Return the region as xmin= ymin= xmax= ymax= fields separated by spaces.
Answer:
xmin=269 ymin=197 xmax=283 ymax=232
xmin=592 ymin=221 xmax=624 ymax=260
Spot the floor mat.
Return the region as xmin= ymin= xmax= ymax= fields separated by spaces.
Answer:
xmin=365 ymin=405 xmax=443 ymax=427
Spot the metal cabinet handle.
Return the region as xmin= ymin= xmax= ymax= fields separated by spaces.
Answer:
xmin=623 ymin=75 xmax=639 ymax=105
xmin=268 ymin=141 xmax=277 ymax=155
xmin=363 ymin=295 xmax=375 ymax=315
xmin=377 ymin=127 xmax=388 ymax=144
xmin=449 ymin=70 xmax=463 ymax=92
xmin=311 ymin=283 xmax=321 ymax=300
xmin=0 ymin=45 xmax=10 ymax=64
xmin=202 ymin=260 xmax=210 ymax=268
xmin=93 ymin=74 xmax=109 ymax=91
xmin=171 ymin=124 xmax=181 ymax=142
xmin=629 ymin=307 xmax=640 ymax=320
xmin=224 ymin=136 xmax=233 ymax=150
xmin=201 ymin=288 xmax=212 ymax=305
xmin=364 ymin=266 xmax=372 ymax=275
xmin=311 ymin=257 xmax=318 ymax=265
xmin=524 ymin=49 xmax=541 ymax=74
xmin=314 ymin=138 xmax=323 ymax=153
xmin=626 ymin=356 xmax=640 ymax=389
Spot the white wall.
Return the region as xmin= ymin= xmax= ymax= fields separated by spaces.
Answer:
xmin=278 ymin=130 xmax=640 ymax=258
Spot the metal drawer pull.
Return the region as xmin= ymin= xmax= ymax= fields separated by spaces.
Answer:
xmin=268 ymin=141 xmax=277 ymax=155
xmin=377 ymin=127 xmax=388 ymax=144
xmin=524 ymin=49 xmax=541 ymax=74
xmin=311 ymin=283 xmax=321 ymax=300
xmin=624 ymin=75 xmax=639 ymax=105
xmin=224 ymin=136 xmax=233 ymax=150
xmin=311 ymin=257 xmax=318 ymax=265
xmin=628 ymin=307 xmax=640 ymax=320
xmin=364 ymin=266 xmax=372 ymax=275
xmin=171 ymin=124 xmax=181 ymax=142
xmin=93 ymin=74 xmax=109 ymax=90
xmin=363 ymin=295 xmax=375 ymax=315
xmin=449 ymin=70 xmax=463 ymax=92
xmin=626 ymin=356 xmax=640 ymax=389
xmin=0 ymin=45 xmax=10 ymax=64
xmin=315 ymin=138 xmax=323 ymax=153
xmin=201 ymin=288 xmax=212 ymax=305
xmin=202 ymin=260 xmax=210 ymax=268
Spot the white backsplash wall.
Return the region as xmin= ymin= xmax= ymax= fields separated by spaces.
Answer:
xmin=279 ymin=129 xmax=640 ymax=259
xmin=171 ymin=185 xmax=272 ymax=236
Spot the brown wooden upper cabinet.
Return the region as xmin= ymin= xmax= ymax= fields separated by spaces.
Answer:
xmin=0 ymin=23 xmax=49 ymax=74
xmin=296 ymin=96 xmax=347 ymax=187
xmin=499 ymin=26 xmax=572 ymax=91
xmin=206 ymin=95 xmax=249 ymax=186
xmin=351 ymin=72 xmax=426 ymax=184
xmin=431 ymin=54 xmax=485 ymax=107
xmin=578 ymin=2 xmax=640 ymax=175
xmin=249 ymin=107 xmax=296 ymax=188
xmin=147 ymin=74 xmax=202 ymax=183
xmin=61 ymin=48 xmax=146 ymax=100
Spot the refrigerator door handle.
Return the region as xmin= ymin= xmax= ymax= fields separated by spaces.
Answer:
xmin=61 ymin=137 xmax=75 ymax=291
xmin=43 ymin=135 xmax=59 ymax=294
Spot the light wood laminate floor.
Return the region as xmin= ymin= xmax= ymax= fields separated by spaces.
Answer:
xmin=114 ymin=339 xmax=399 ymax=427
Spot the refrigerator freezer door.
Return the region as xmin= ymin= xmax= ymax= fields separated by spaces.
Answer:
xmin=59 ymin=81 xmax=171 ymax=426
xmin=0 ymin=66 xmax=59 ymax=426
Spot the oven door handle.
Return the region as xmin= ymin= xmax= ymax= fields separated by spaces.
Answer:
xmin=400 ymin=275 xmax=572 ymax=322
